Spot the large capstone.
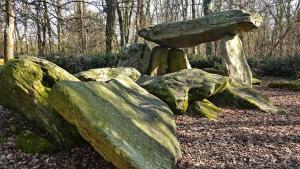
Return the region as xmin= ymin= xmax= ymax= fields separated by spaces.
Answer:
xmin=48 ymin=76 xmax=182 ymax=169
xmin=221 ymin=35 xmax=253 ymax=87
xmin=139 ymin=10 xmax=262 ymax=48
xmin=0 ymin=57 xmax=85 ymax=149
xmin=75 ymin=67 xmax=141 ymax=82
xmin=117 ymin=43 xmax=151 ymax=74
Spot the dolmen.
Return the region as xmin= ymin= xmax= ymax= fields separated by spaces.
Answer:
xmin=137 ymin=10 xmax=262 ymax=87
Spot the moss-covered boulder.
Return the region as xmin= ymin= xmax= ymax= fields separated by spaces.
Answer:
xmin=138 ymin=69 xmax=281 ymax=115
xmin=16 ymin=130 xmax=56 ymax=154
xmin=0 ymin=57 xmax=85 ymax=149
xmin=202 ymin=68 xmax=262 ymax=85
xmin=210 ymin=81 xmax=282 ymax=113
xmin=48 ymin=76 xmax=182 ymax=169
xmin=138 ymin=69 xmax=229 ymax=113
xmin=117 ymin=43 xmax=151 ymax=74
xmin=188 ymin=100 xmax=221 ymax=120
xmin=75 ymin=67 xmax=141 ymax=82
xmin=268 ymin=79 xmax=300 ymax=91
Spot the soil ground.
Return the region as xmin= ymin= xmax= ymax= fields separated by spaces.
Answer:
xmin=0 ymin=77 xmax=299 ymax=169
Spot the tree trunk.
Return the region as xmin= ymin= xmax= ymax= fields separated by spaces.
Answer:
xmin=117 ymin=1 xmax=125 ymax=47
xmin=56 ymin=0 xmax=62 ymax=53
xmin=203 ymin=0 xmax=213 ymax=57
xmin=77 ymin=1 xmax=87 ymax=53
xmin=4 ymin=0 xmax=15 ymax=63
xmin=105 ymin=0 xmax=116 ymax=53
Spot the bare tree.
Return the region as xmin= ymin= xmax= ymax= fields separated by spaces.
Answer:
xmin=4 ymin=0 xmax=15 ymax=62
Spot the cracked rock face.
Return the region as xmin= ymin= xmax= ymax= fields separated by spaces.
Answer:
xmin=0 ymin=57 xmax=85 ymax=149
xmin=138 ymin=10 xmax=262 ymax=48
xmin=75 ymin=67 xmax=141 ymax=82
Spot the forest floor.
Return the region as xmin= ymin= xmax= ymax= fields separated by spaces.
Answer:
xmin=0 ymin=77 xmax=299 ymax=169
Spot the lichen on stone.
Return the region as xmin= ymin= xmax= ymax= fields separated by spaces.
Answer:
xmin=188 ymin=100 xmax=221 ymax=120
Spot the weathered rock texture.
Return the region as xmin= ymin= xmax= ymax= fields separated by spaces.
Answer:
xmin=148 ymin=46 xmax=169 ymax=76
xmin=139 ymin=10 xmax=262 ymax=48
xmin=75 ymin=67 xmax=141 ymax=82
xmin=188 ymin=100 xmax=221 ymax=120
xmin=48 ymin=77 xmax=181 ymax=169
xmin=117 ymin=43 xmax=151 ymax=74
xmin=210 ymin=81 xmax=282 ymax=113
xmin=0 ymin=57 xmax=84 ymax=149
xmin=138 ymin=69 xmax=229 ymax=113
xmin=138 ymin=69 xmax=281 ymax=115
xmin=167 ymin=49 xmax=192 ymax=73
xmin=221 ymin=35 xmax=253 ymax=87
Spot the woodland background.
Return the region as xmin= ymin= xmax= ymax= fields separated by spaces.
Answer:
xmin=0 ymin=0 xmax=299 ymax=76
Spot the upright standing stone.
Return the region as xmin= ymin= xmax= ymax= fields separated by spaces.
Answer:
xmin=148 ymin=46 xmax=169 ymax=76
xmin=117 ymin=43 xmax=151 ymax=74
xmin=167 ymin=49 xmax=191 ymax=73
xmin=221 ymin=35 xmax=252 ymax=87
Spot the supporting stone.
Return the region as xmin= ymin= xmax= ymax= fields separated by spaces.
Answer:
xmin=117 ymin=43 xmax=151 ymax=74
xmin=148 ymin=46 xmax=169 ymax=76
xmin=221 ymin=35 xmax=253 ymax=87
xmin=167 ymin=48 xmax=191 ymax=73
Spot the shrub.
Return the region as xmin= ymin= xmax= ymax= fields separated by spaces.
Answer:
xmin=189 ymin=54 xmax=300 ymax=78
xmin=248 ymin=55 xmax=300 ymax=77
xmin=41 ymin=53 xmax=119 ymax=74
xmin=189 ymin=54 xmax=224 ymax=71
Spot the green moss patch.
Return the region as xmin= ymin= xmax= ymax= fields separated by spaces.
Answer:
xmin=16 ymin=131 xmax=56 ymax=154
xmin=188 ymin=100 xmax=221 ymax=120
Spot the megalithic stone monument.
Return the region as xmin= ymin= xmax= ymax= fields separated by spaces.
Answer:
xmin=138 ymin=10 xmax=262 ymax=87
xmin=221 ymin=35 xmax=253 ymax=87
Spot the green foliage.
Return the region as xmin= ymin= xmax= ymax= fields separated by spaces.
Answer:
xmin=189 ymin=54 xmax=224 ymax=71
xmin=247 ymin=55 xmax=300 ymax=77
xmin=16 ymin=130 xmax=56 ymax=154
xmin=189 ymin=54 xmax=300 ymax=78
xmin=42 ymin=53 xmax=119 ymax=74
